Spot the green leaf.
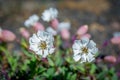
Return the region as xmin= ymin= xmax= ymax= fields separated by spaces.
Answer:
xmin=46 ymin=68 xmax=55 ymax=77
xmin=97 ymin=71 xmax=107 ymax=79
xmin=21 ymin=48 xmax=34 ymax=58
xmin=76 ymin=64 xmax=85 ymax=73
xmin=71 ymin=73 xmax=77 ymax=80
xmin=90 ymin=64 xmax=97 ymax=74
xmin=67 ymin=72 xmax=72 ymax=80
xmin=37 ymin=66 xmax=46 ymax=74
xmin=48 ymin=58 xmax=54 ymax=67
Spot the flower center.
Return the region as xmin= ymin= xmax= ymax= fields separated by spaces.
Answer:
xmin=39 ymin=41 xmax=47 ymax=50
xmin=82 ymin=47 xmax=88 ymax=54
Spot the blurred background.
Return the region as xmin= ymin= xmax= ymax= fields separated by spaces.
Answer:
xmin=0 ymin=0 xmax=120 ymax=54
xmin=0 ymin=0 xmax=120 ymax=79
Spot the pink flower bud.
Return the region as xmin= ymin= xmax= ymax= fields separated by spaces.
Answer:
xmin=104 ymin=55 xmax=116 ymax=63
xmin=60 ymin=29 xmax=70 ymax=40
xmin=111 ymin=37 xmax=120 ymax=44
xmin=0 ymin=30 xmax=16 ymax=42
xmin=20 ymin=28 xmax=30 ymax=39
xmin=77 ymin=25 xmax=88 ymax=35
xmin=50 ymin=18 xmax=59 ymax=30
xmin=81 ymin=33 xmax=91 ymax=39
xmin=33 ymin=22 xmax=44 ymax=31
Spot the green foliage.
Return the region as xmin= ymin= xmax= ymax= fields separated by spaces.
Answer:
xmin=0 ymin=37 xmax=118 ymax=80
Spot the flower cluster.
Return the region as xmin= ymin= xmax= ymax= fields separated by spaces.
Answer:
xmin=26 ymin=8 xmax=98 ymax=63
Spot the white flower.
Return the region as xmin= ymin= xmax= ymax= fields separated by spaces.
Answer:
xmin=24 ymin=14 xmax=39 ymax=27
xmin=46 ymin=27 xmax=57 ymax=36
xmin=72 ymin=37 xmax=98 ymax=63
xmin=57 ymin=22 xmax=71 ymax=32
xmin=41 ymin=8 xmax=58 ymax=22
xmin=29 ymin=31 xmax=55 ymax=58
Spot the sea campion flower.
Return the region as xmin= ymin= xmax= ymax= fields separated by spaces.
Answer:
xmin=29 ymin=31 xmax=55 ymax=58
xmin=24 ymin=14 xmax=39 ymax=27
xmin=72 ymin=38 xmax=98 ymax=63
xmin=41 ymin=8 xmax=58 ymax=22
xmin=46 ymin=27 xmax=57 ymax=36
xmin=57 ymin=22 xmax=71 ymax=32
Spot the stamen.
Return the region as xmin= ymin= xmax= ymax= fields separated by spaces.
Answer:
xmin=82 ymin=47 xmax=88 ymax=54
xmin=39 ymin=41 xmax=47 ymax=50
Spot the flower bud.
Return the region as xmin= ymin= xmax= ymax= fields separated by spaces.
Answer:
xmin=77 ymin=25 xmax=88 ymax=35
xmin=20 ymin=27 xmax=30 ymax=39
xmin=104 ymin=55 xmax=116 ymax=63
xmin=0 ymin=30 xmax=16 ymax=42
xmin=111 ymin=37 xmax=120 ymax=44
xmin=33 ymin=22 xmax=44 ymax=31
xmin=60 ymin=29 xmax=70 ymax=40
xmin=50 ymin=18 xmax=59 ymax=30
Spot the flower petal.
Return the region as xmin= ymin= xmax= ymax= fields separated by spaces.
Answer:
xmin=49 ymin=48 xmax=55 ymax=54
xmin=81 ymin=37 xmax=89 ymax=46
xmin=73 ymin=55 xmax=81 ymax=62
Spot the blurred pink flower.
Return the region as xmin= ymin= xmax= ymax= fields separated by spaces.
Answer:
xmin=50 ymin=18 xmax=59 ymax=30
xmin=104 ymin=55 xmax=116 ymax=63
xmin=60 ymin=29 xmax=70 ymax=40
xmin=20 ymin=27 xmax=30 ymax=39
xmin=0 ymin=29 xmax=16 ymax=42
xmin=33 ymin=22 xmax=45 ymax=32
xmin=76 ymin=25 xmax=91 ymax=39
xmin=77 ymin=25 xmax=88 ymax=35
xmin=111 ymin=37 xmax=120 ymax=44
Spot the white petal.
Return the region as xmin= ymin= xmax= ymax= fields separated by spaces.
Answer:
xmin=80 ymin=54 xmax=87 ymax=63
xmin=29 ymin=14 xmax=39 ymax=22
xmin=81 ymin=37 xmax=89 ymax=46
xmin=24 ymin=19 xmax=31 ymax=27
xmin=87 ymin=40 xmax=96 ymax=49
xmin=43 ymin=50 xmax=49 ymax=58
xmin=86 ymin=53 xmax=94 ymax=62
xmin=72 ymin=40 xmax=81 ymax=50
xmin=36 ymin=50 xmax=42 ymax=55
xmin=29 ymin=44 xmax=39 ymax=52
xmin=49 ymin=48 xmax=55 ymax=54
xmin=73 ymin=49 xmax=80 ymax=56
xmin=57 ymin=22 xmax=71 ymax=32
xmin=30 ymin=34 xmax=40 ymax=43
xmin=88 ymin=47 xmax=98 ymax=54
xmin=41 ymin=8 xmax=58 ymax=22
xmin=46 ymin=27 xmax=57 ymax=35
xmin=73 ymin=55 xmax=81 ymax=62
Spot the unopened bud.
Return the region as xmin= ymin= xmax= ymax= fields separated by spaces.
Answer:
xmin=20 ymin=28 xmax=30 ymax=39
xmin=77 ymin=25 xmax=88 ymax=35
xmin=0 ymin=30 xmax=16 ymax=42
xmin=33 ymin=22 xmax=44 ymax=31
xmin=50 ymin=18 xmax=59 ymax=30
xmin=60 ymin=29 xmax=70 ymax=40
xmin=104 ymin=55 xmax=116 ymax=63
